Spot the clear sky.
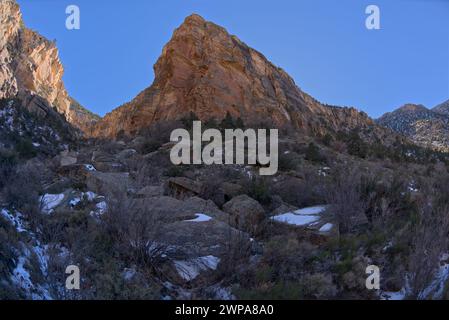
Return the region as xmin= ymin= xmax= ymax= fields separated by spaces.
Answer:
xmin=17 ymin=0 xmax=449 ymax=118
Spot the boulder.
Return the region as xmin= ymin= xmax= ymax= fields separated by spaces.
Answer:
xmin=221 ymin=182 xmax=243 ymax=201
xmin=91 ymin=150 xmax=126 ymax=172
xmin=135 ymin=185 xmax=164 ymax=198
xmin=60 ymin=153 xmax=77 ymax=167
xmin=167 ymin=177 xmax=203 ymax=200
xmin=223 ymin=195 xmax=266 ymax=234
xmin=182 ymin=197 xmax=229 ymax=222
xmin=116 ymin=148 xmax=137 ymax=161
xmin=86 ymin=171 xmax=131 ymax=194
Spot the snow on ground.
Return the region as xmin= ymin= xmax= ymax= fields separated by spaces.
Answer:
xmin=381 ymin=254 xmax=449 ymax=300
xmin=174 ymin=255 xmax=221 ymax=281
xmin=40 ymin=193 xmax=65 ymax=214
xmin=122 ymin=268 xmax=137 ymax=281
xmin=271 ymin=205 xmax=327 ymax=227
xmin=84 ymin=191 xmax=97 ymax=201
xmin=69 ymin=191 xmax=99 ymax=208
xmin=380 ymin=289 xmax=407 ymax=301
xmin=419 ymin=260 xmax=449 ymax=299
xmin=96 ymin=201 xmax=107 ymax=215
xmin=184 ymin=213 xmax=213 ymax=223
xmin=11 ymin=246 xmax=51 ymax=300
xmin=210 ymin=285 xmax=235 ymax=300
xmin=1 ymin=208 xmax=26 ymax=232
xmin=84 ymin=164 xmax=96 ymax=171
xmin=319 ymin=223 xmax=333 ymax=232
xmin=271 ymin=213 xmax=320 ymax=226
xmin=69 ymin=198 xmax=81 ymax=207
xmin=296 ymin=206 xmax=327 ymax=215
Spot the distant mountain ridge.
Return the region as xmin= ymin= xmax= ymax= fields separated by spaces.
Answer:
xmin=377 ymin=101 xmax=449 ymax=152
xmin=433 ymin=99 xmax=449 ymax=116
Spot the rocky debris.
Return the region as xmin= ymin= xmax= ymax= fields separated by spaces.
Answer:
xmin=167 ymin=177 xmax=203 ymax=199
xmin=0 ymin=0 xmax=98 ymax=133
xmin=92 ymin=14 xmax=377 ymax=139
xmin=222 ymin=195 xmax=265 ymax=233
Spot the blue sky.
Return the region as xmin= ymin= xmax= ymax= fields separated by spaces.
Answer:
xmin=17 ymin=0 xmax=449 ymax=118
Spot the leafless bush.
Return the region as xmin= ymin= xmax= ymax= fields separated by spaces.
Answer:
xmin=325 ymin=167 xmax=368 ymax=234
xmin=274 ymin=167 xmax=326 ymax=208
xmin=102 ymin=186 xmax=165 ymax=270
xmin=218 ymin=227 xmax=252 ymax=282
xmin=408 ymin=203 xmax=449 ymax=299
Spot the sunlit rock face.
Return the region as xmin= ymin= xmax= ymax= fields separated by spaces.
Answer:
xmin=0 ymin=0 xmax=98 ymax=133
xmin=92 ymin=14 xmax=375 ymax=138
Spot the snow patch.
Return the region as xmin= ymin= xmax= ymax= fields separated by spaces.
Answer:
xmin=271 ymin=205 xmax=327 ymax=227
xmin=184 ymin=213 xmax=213 ymax=223
xmin=40 ymin=193 xmax=65 ymax=214
xmin=84 ymin=164 xmax=96 ymax=171
xmin=96 ymin=201 xmax=107 ymax=215
xmin=174 ymin=255 xmax=221 ymax=281
xmin=1 ymin=209 xmax=26 ymax=232
xmin=380 ymin=289 xmax=407 ymax=301
xmin=319 ymin=223 xmax=333 ymax=233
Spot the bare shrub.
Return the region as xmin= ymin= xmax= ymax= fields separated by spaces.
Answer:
xmin=325 ymin=167 xmax=368 ymax=234
xmin=102 ymin=187 xmax=165 ymax=271
xmin=408 ymin=203 xmax=449 ymax=299
xmin=218 ymin=227 xmax=252 ymax=283
xmin=274 ymin=168 xmax=326 ymax=208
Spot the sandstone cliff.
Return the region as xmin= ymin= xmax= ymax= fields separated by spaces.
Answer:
xmin=92 ymin=14 xmax=375 ymax=138
xmin=0 ymin=0 xmax=99 ymax=133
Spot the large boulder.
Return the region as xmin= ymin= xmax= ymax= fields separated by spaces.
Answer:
xmin=59 ymin=150 xmax=78 ymax=167
xmin=116 ymin=148 xmax=137 ymax=161
xmin=86 ymin=171 xmax=131 ymax=194
xmin=167 ymin=177 xmax=203 ymax=200
xmin=91 ymin=150 xmax=126 ymax=172
xmin=223 ymin=195 xmax=266 ymax=234
xmin=134 ymin=185 xmax=164 ymax=199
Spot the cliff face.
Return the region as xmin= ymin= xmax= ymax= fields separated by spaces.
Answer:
xmin=93 ymin=14 xmax=375 ymax=137
xmin=0 ymin=0 xmax=99 ymax=133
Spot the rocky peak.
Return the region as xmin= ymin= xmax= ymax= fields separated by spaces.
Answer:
xmin=397 ymin=104 xmax=428 ymax=113
xmin=0 ymin=0 xmax=99 ymax=133
xmin=93 ymin=14 xmax=375 ymax=137
xmin=432 ymin=99 xmax=449 ymax=116
xmin=377 ymin=103 xmax=449 ymax=152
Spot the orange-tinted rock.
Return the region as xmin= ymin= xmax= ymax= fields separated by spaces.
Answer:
xmin=92 ymin=14 xmax=374 ymax=138
xmin=0 ymin=0 xmax=99 ymax=133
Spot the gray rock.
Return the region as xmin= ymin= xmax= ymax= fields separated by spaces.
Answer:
xmin=223 ymin=195 xmax=266 ymax=233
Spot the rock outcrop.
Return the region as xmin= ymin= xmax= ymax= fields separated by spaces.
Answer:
xmin=0 ymin=0 xmax=99 ymax=133
xmin=92 ymin=14 xmax=375 ymax=138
